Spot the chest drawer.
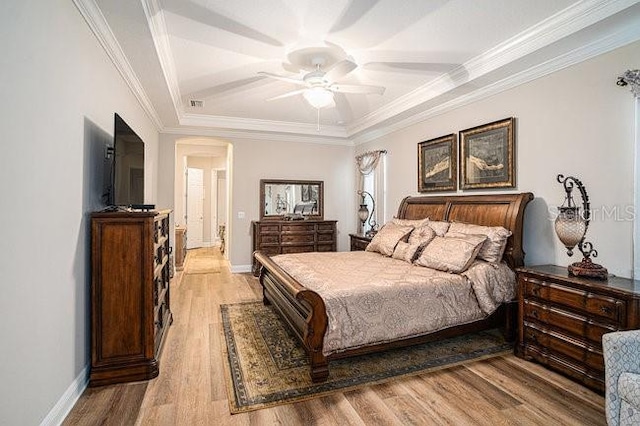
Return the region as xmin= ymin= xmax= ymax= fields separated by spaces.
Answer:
xmin=259 ymin=224 xmax=280 ymax=233
xmin=282 ymin=224 xmax=315 ymax=233
xmin=260 ymin=235 xmax=279 ymax=244
xmin=522 ymin=276 xmax=625 ymax=323
xmin=282 ymin=234 xmax=315 ymax=243
xmin=523 ymin=323 xmax=604 ymax=372
xmin=523 ymin=299 xmax=619 ymax=343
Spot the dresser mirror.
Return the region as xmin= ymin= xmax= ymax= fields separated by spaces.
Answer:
xmin=260 ymin=179 xmax=324 ymax=220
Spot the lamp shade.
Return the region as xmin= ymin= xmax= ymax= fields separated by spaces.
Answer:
xmin=555 ymin=206 xmax=586 ymax=256
xmin=303 ymin=87 xmax=334 ymax=109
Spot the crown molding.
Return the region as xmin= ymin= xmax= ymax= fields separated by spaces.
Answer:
xmin=352 ymin=22 xmax=640 ymax=146
xmin=347 ymin=0 xmax=640 ymax=137
xmin=179 ymin=113 xmax=349 ymax=138
xmin=141 ymin=0 xmax=184 ymax=120
xmin=72 ymin=0 xmax=163 ymax=131
xmin=162 ymin=124 xmax=352 ymax=146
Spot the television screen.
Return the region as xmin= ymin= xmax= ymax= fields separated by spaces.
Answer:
xmin=112 ymin=113 xmax=144 ymax=206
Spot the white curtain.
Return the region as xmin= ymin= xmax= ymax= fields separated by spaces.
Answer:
xmin=356 ymin=150 xmax=387 ymax=233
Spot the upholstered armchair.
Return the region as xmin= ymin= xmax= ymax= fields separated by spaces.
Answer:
xmin=603 ymin=330 xmax=640 ymax=425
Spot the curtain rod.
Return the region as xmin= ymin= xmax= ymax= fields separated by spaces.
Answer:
xmin=355 ymin=149 xmax=387 ymax=159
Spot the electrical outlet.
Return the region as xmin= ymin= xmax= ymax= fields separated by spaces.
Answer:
xmin=237 ymin=211 xmax=245 ymax=219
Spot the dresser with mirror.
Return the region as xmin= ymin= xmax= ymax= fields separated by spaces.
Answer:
xmin=252 ymin=179 xmax=337 ymax=275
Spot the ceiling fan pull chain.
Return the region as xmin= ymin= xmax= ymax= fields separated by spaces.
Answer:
xmin=316 ymin=108 xmax=320 ymax=132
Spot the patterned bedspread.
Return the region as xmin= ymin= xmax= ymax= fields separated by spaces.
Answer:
xmin=270 ymin=251 xmax=516 ymax=356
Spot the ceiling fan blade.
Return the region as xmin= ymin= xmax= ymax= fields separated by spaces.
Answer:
xmin=329 ymin=0 xmax=383 ymax=33
xmin=324 ymin=59 xmax=357 ymax=82
xmin=363 ymin=62 xmax=458 ymax=73
xmin=265 ymin=89 xmax=307 ymax=101
xmin=333 ymin=93 xmax=353 ymax=123
xmin=186 ymin=76 xmax=266 ymax=100
xmin=281 ymin=62 xmax=302 ymax=73
xmin=163 ymin=0 xmax=284 ymax=47
xmin=258 ymin=72 xmax=307 ymax=86
xmin=331 ymin=83 xmax=385 ymax=95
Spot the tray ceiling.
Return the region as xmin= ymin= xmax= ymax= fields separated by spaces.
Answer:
xmin=85 ymin=0 xmax=640 ymax=143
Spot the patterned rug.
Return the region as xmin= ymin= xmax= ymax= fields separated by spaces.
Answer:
xmin=220 ymin=301 xmax=513 ymax=413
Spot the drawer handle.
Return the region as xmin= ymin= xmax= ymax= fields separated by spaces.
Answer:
xmin=531 ymin=310 xmax=539 ymax=319
xmin=531 ymin=286 xmax=540 ymax=296
xmin=600 ymin=306 xmax=613 ymax=315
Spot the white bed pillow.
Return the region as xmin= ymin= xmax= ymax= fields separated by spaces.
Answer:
xmin=447 ymin=222 xmax=512 ymax=263
xmin=365 ymin=223 xmax=414 ymax=257
xmin=414 ymin=234 xmax=487 ymax=273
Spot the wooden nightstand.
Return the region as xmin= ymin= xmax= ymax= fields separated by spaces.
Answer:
xmin=516 ymin=265 xmax=640 ymax=393
xmin=349 ymin=233 xmax=372 ymax=251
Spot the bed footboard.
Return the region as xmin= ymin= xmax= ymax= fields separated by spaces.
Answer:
xmin=254 ymin=251 xmax=329 ymax=382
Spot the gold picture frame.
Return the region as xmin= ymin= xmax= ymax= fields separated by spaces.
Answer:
xmin=418 ymin=134 xmax=457 ymax=192
xmin=459 ymin=117 xmax=515 ymax=190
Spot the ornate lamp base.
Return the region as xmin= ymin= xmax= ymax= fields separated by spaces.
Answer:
xmin=568 ymin=258 xmax=608 ymax=280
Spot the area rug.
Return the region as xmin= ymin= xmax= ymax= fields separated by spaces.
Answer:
xmin=184 ymin=251 xmax=220 ymax=274
xmin=220 ymin=301 xmax=513 ymax=413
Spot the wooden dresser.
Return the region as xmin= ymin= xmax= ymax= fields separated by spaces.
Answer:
xmin=90 ymin=209 xmax=173 ymax=386
xmin=252 ymin=219 xmax=337 ymax=275
xmin=175 ymin=225 xmax=187 ymax=271
xmin=349 ymin=233 xmax=372 ymax=251
xmin=516 ymin=265 xmax=640 ymax=393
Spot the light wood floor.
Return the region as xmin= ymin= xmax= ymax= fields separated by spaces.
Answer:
xmin=64 ymin=248 xmax=606 ymax=425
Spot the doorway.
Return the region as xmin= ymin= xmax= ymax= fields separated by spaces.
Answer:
xmin=174 ymin=139 xmax=230 ymax=257
xmin=186 ymin=168 xmax=204 ymax=249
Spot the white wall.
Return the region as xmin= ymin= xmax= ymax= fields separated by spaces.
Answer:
xmin=356 ymin=41 xmax=639 ymax=278
xmin=158 ymin=135 xmax=355 ymax=270
xmin=0 ymin=2 xmax=159 ymax=424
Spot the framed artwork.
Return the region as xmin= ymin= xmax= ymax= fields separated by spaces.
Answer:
xmin=417 ymin=134 xmax=457 ymax=192
xmin=459 ymin=117 xmax=515 ymax=190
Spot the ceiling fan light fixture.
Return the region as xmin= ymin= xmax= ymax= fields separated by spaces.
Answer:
xmin=303 ymin=87 xmax=334 ymax=109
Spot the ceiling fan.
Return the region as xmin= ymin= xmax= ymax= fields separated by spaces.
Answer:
xmin=258 ymin=57 xmax=385 ymax=109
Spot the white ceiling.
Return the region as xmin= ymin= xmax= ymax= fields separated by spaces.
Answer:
xmin=84 ymin=0 xmax=640 ymax=143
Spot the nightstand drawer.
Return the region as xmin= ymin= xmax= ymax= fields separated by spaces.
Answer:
xmin=522 ymin=276 xmax=625 ymax=323
xmin=523 ymin=299 xmax=618 ymax=343
xmin=523 ymin=323 xmax=604 ymax=372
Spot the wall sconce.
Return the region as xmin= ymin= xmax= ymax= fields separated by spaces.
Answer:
xmin=554 ymin=174 xmax=607 ymax=280
xmin=357 ymin=190 xmax=378 ymax=238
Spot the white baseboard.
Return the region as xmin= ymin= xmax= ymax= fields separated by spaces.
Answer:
xmin=40 ymin=365 xmax=89 ymax=426
xmin=230 ymin=264 xmax=252 ymax=274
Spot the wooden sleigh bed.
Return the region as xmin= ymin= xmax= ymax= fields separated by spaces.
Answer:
xmin=253 ymin=192 xmax=534 ymax=382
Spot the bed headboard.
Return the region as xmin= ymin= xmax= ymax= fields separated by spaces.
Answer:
xmin=397 ymin=192 xmax=534 ymax=268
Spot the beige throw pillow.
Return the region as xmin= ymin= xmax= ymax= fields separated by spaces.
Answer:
xmin=391 ymin=217 xmax=430 ymax=227
xmin=365 ymin=223 xmax=414 ymax=257
xmin=392 ymin=241 xmax=423 ymax=262
xmin=425 ymin=219 xmax=450 ymax=236
xmin=447 ymin=222 xmax=512 ymax=263
xmin=408 ymin=225 xmax=437 ymax=246
xmin=414 ymin=234 xmax=487 ymax=273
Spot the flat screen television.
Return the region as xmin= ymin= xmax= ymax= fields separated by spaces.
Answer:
xmin=104 ymin=113 xmax=145 ymax=207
